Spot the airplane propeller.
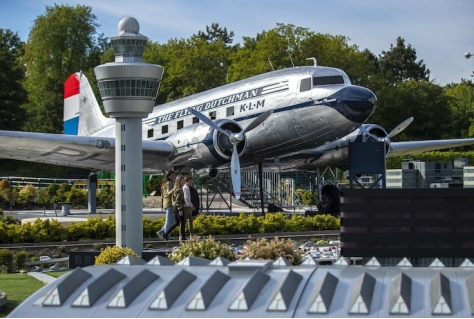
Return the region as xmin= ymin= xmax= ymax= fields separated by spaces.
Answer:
xmin=360 ymin=117 xmax=414 ymax=149
xmin=188 ymin=107 xmax=273 ymax=199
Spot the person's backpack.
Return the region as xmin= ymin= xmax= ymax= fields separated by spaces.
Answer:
xmin=189 ymin=185 xmax=200 ymax=216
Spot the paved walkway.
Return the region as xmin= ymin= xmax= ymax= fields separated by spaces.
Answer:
xmin=27 ymin=272 xmax=56 ymax=284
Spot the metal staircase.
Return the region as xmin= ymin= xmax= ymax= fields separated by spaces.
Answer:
xmin=203 ymin=172 xmax=283 ymax=214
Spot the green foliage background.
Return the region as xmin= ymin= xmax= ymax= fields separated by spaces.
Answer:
xmin=0 ymin=212 xmax=339 ymax=244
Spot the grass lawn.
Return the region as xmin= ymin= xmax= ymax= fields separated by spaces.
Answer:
xmin=0 ymin=274 xmax=45 ymax=318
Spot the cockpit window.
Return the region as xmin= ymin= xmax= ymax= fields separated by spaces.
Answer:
xmin=313 ymin=75 xmax=345 ymax=86
xmin=312 ymin=67 xmax=350 ymax=86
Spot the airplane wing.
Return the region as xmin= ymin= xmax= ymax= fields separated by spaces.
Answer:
xmin=388 ymin=138 xmax=474 ymax=157
xmin=0 ymin=130 xmax=175 ymax=173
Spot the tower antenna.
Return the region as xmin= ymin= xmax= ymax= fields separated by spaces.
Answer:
xmin=268 ymin=58 xmax=274 ymax=71
xmin=287 ymin=50 xmax=295 ymax=67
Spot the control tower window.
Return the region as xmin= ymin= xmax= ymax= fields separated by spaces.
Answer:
xmin=300 ymin=78 xmax=312 ymax=92
xmin=177 ymin=120 xmax=184 ymax=130
xmin=162 ymin=125 xmax=168 ymax=134
xmin=209 ymin=111 xmax=216 ymax=120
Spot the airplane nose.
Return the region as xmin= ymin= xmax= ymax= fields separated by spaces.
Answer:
xmin=333 ymin=86 xmax=377 ymax=123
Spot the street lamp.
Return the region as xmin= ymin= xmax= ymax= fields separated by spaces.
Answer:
xmin=465 ymin=52 xmax=472 ymax=59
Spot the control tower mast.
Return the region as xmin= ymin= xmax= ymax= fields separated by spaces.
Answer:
xmin=94 ymin=17 xmax=163 ymax=254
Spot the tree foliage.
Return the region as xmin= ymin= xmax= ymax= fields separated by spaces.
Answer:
xmin=192 ymin=22 xmax=234 ymax=44
xmin=0 ymin=29 xmax=27 ymax=130
xmin=22 ymin=4 xmax=101 ymax=133
xmin=378 ymin=36 xmax=430 ymax=83
xmin=372 ymin=80 xmax=450 ymax=140
xmin=444 ymin=80 xmax=474 ymax=137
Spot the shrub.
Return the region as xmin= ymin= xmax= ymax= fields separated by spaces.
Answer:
xmin=240 ymin=237 xmax=302 ymax=265
xmin=14 ymin=250 xmax=29 ymax=270
xmin=92 ymin=243 xmax=103 ymax=250
xmin=168 ymin=236 xmax=235 ymax=262
xmin=143 ymin=217 xmax=164 ymax=238
xmin=259 ymin=212 xmax=288 ymax=233
xmin=57 ymin=245 xmax=66 ymax=253
xmin=235 ymin=213 xmax=262 ymax=234
xmin=95 ymin=245 xmax=139 ymax=265
xmin=0 ymin=248 xmax=14 ymax=272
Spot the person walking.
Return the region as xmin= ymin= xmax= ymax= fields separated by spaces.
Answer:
xmin=182 ymin=176 xmax=198 ymax=240
xmin=156 ymin=170 xmax=177 ymax=240
xmin=162 ymin=175 xmax=187 ymax=241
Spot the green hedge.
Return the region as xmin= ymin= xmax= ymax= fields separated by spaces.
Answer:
xmin=0 ymin=212 xmax=340 ymax=244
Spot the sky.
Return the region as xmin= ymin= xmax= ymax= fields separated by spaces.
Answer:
xmin=1 ymin=0 xmax=473 ymax=85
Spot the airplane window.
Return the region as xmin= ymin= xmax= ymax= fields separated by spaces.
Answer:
xmin=147 ymin=129 xmax=153 ymax=138
xmin=300 ymin=78 xmax=312 ymax=92
xmin=226 ymin=106 xmax=234 ymax=117
xmin=162 ymin=125 xmax=168 ymax=134
xmin=209 ymin=111 xmax=216 ymax=120
xmin=177 ymin=120 xmax=184 ymax=130
xmin=313 ymin=75 xmax=344 ymax=86
xmin=193 ymin=117 xmax=199 ymax=124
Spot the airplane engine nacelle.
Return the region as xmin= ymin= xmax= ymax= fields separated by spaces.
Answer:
xmin=308 ymin=124 xmax=391 ymax=169
xmin=166 ymin=119 xmax=247 ymax=168
xmin=357 ymin=124 xmax=388 ymax=143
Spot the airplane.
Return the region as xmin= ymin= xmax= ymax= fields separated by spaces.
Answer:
xmin=1 ymin=61 xmax=474 ymax=214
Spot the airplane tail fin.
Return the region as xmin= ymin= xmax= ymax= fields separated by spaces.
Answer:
xmin=63 ymin=72 xmax=114 ymax=136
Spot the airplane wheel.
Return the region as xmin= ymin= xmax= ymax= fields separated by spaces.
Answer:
xmin=318 ymin=185 xmax=340 ymax=216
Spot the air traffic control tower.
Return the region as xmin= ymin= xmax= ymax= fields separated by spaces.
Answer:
xmin=94 ymin=17 xmax=163 ymax=254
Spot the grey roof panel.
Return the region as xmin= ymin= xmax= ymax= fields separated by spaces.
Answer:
xmin=466 ymin=273 xmax=474 ymax=315
xmin=186 ymin=269 xmax=230 ymax=310
xmin=72 ymin=268 xmax=126 ymax=307
xmin=145 ymin=255 xmax=175 ymax=266
xmin=307 ymin=271 xmax=338 ymax=314
xmin=430 ymin=273 xmax=452 ymax=315
xmin=348 ymin=272 xmax=376 ymax=314
xmin=389 ymin=272 xmax=412 ymax=314
xmin=229 ymin=269 xmax=271 ymax=311
xmin=107 ymin=268 xmax=159 ymax=308
xmin=267 ymin=270 xmax=302 ymax=311
xmin=9 ymin=257 xmax=474 ymax=318
xmin=40 ymin=267 xmax=91 ymax=306
xmin=149 ymin=269 xmax=196 ymax=310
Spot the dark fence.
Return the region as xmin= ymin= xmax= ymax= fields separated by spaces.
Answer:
xmin=340 ymin=188 xmax=474 ymax=260
xmin=69 ymin=249 xmax=171 ymax=268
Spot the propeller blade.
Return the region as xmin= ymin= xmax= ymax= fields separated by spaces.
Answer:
xmin=188 ymin=107 xmax=231 ymax=138
xmin=230 ymin=144 xmax=241 ymax=199
xmin=241 ymin=110 xmax=273 ymax=135
xmin=387 ymin=117 xmax=413 ymax=139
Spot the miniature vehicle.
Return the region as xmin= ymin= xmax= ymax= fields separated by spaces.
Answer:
xmin=49 ymin=265 xmax=59 ymax=270
xmin=39 ymin=256 xmax=51 ymax=261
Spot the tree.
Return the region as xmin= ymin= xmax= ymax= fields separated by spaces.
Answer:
xmin=372 ymin=80 xmax=449 ymax=140
xmin=378 ymin=37 xmax=430 ymax=83
xmin=18 ymin=184 xmax=38 ymax=207
xmin=229 ymin=24 xmax=375 ymax=88
xmin=22 ymin=4 xmax=101 ymax=133
xmin=0 ymin=29 xmax=27 ymax=130
xmin=151 ymin=36 xmax=233 ymax=103
xmin=445 ymin=80 xmax=474 ymax=137
xmin=193 ymin=22 xmax=234 ymax=44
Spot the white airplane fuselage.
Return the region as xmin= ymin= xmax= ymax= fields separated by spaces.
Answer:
xmin=87 ymin=66 xmax=377 ymax=172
